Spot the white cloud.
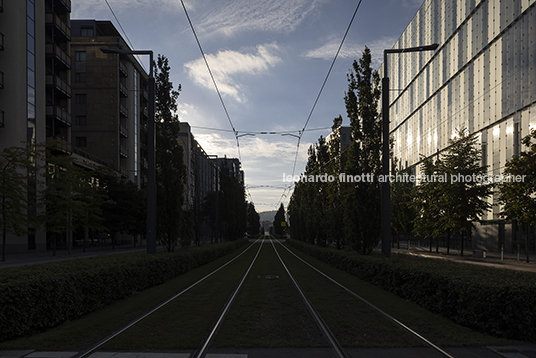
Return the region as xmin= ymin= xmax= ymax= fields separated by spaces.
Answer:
xmin=195 ymin=0 xmax=326 ymax=37
xmin=304 ymin=36 xmax=398 ymax=68
xmin=72 ymin=0 xmax=184 ymax=18
xmin=184 ymin=44 xmax=282 ymax=102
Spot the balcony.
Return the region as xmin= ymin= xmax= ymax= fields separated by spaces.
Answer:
xmin=0 ymin=0 xmax=3 ymax=12
xmin=119 ymin=104 xmax=128 ymax=118
xmin=0 ymin=32 xmax=4 ymax=51
xmin=45 ymin=13 xmax=71 ymax=41
xmin=119 ymin=145 xmax=129 ymax=158
xmin=55 ymin=0 xmax=71 ymax=13
xmin=46 ymin=44 xmax=71 ymax=69
xmin=46 ymin=136 xmax=71 ymax=155
xmin=0 ymin=110 xmax=4 ymax=128
xmin=46 ymin=74 xmax=71 ymax=98
xmin=120 ymin=124 xmax=129 ymax=138
xmin=0 ymin=71 xmax=3 ymax=89
xmin=120 ymin=166 xmax=129 ymax=178
xmin=142 ymin=107 xmax=148 ymax=119
xmin=119 ymin=61 xmax=128 ymax=77
xmin=141 ymin=88 xmax=148 ymax=104
xmin=46 ymin=105 xmax=71 ymax=125
xmin=119 ymin=82 xmax=128 ymax=98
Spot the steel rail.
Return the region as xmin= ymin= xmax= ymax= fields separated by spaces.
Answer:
xmin=191 ymin=239 xmax=265 ymax=358
xmin=269 ymin=238 xmax=351 ymax=358
xmin=74 ymin=239 xmax=261 ymax=358
xmin=275 ymin=240 xmax=456 ymax=358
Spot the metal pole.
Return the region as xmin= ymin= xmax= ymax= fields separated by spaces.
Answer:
xmin=147 ymin=52 xmax=156 ymax=254
xmin=381 ymin=50 xmax=391 ymax=258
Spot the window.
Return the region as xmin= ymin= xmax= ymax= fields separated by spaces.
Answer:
xmin=75 ymin=94 xmax=87 ymax=104
xmin=75 ymin=73 xmax=87 ymax=83
xmin=75 ymin=137 xmax=87 ymax=147
xmin=75 ymin=51 xmax=86 ymax=62
xmin=80 ymin=27 xmax=94 ymax=36
xmin=75 ymin=115 xmax=87 ymax=126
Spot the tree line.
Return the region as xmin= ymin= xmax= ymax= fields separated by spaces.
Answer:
xmin=1 ymin=55 xmax=256 ymax=259
xmin=288 ymin=47 xmax=536 ymax=257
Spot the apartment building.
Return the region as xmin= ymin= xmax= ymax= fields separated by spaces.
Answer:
xmin=178 ymin=122 xmax=219 ymax=242
xmin=384 ymin=0 xmax=536 ymax=252
xmin=0 ymin=0 xmax=72 ymax=253
xmin=70 ymin=20 xmax=149 ymax=185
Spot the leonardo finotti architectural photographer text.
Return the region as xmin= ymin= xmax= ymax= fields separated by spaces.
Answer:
xmin=283 ymin=173 xmax=526 ymax=184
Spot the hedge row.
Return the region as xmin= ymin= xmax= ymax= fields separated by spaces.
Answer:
xmin=0 ymin=239 xmax=248 ymax=342
xmin=287 ymin=239 xmax=536 ymax=342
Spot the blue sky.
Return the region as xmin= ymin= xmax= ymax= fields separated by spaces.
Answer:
xmin=73 ymin=0 xmax=424 ymax=212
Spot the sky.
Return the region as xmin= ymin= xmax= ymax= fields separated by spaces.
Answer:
xmin=72 ymin=0 xmax=425 ymax=213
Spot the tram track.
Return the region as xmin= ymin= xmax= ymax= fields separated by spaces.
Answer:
xmin=74 ymin=236 xmax=456 ymax=357
xmin=74 ymin=238 xmax=262 ymax=358
xmin=271 ymin=236 xmax=455 ymax=358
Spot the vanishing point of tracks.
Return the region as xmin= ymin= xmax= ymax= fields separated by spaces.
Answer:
xmin=74 ymin=237 xmax=455 ymax=358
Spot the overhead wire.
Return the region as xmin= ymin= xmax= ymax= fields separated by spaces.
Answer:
xmin=280 ymin=0 xmax=364 ymax=211
xmin=104 ymin=0 xmax=147 ymax=71
xmin=179 ymin=0 xmax=242 ymax=163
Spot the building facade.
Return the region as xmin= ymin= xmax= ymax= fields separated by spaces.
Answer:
xmin=178 ymin=122 xmax=219 ymax=242
xmin=70 ymin=20 xmax=149 ymax=185
xmin=385 ymin=0 xmax=536 ymax=252
xmin=0 ymin=0 xmax=72 ymax=253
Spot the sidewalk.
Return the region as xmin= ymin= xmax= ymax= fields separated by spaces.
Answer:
xmin=388 ymin=244 xmax=536 ymax=273
xmin=0 ymin=244 xmax=149 ymax=269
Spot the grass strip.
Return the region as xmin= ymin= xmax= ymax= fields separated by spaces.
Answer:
xmin=213 ymin=241 xmax=325 ymax=348
xmin=281 ymin=241 xmax=522 ymax=347
xmin=0 ymin=241 xmax=252 ymax=350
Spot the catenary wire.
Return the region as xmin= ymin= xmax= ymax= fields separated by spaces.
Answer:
xmin=104 ymin=0 xmax=147 ymax=72
xmin=284 ymin=0 xmax=364 ymax=210
xmin=179 ymin=0 xmax=243 ymax=162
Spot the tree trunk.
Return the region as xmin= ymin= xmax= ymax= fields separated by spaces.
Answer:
xmin=525 ymin=223 xmax=530 ymax=263
xmin=436 ymin=236 xmax=439 ymax=254
xmin=429 ymin=236 xmax=432 ymax=252
xmin=446 ymin=232 xmax=451 ymax=255
xmin=460 ymin=232 xmax=465 ymax=257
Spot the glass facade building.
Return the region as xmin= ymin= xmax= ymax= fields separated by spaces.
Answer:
xmin=384 ymin=0 xmax=536 ymax=251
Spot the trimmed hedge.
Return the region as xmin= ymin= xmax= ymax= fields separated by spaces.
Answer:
xmin=287 ymin=239 xmax=536 ymax=342
xmin=0 ymin=239 xmax=248 ymax=342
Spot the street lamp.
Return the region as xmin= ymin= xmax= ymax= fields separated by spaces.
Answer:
xmin=100 ymin=47 xmax=156 ymax=254
xmin=382 ymin=44 xmax=439 ymax=258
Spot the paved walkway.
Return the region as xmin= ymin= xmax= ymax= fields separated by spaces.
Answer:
xmin=2 ymin=346 xmax=536 ymax=358
xmin=0 ymin=244 xmax=150 ymax=269
xmin=387 ymin=244 xmax=536 ymax=273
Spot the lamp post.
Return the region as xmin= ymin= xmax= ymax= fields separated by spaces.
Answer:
xmin=100 ymin=47 xmax=156 ymax=254
xmin=382 ymin=44 xmax=438 ymax=258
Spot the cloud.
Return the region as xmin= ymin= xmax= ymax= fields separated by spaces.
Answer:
xmin=195 ymin=0 xmax=325 ymax=37
xmin=304 ymin=36 xmax=398 ymax=68
xmin=72 ymin=0 xmax=184 ymax=18
xmin=184 ymin=43 xmax=282 ymax=102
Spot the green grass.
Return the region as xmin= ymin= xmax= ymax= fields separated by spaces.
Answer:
xmin=0 ymin=239 xmax=524 ymax=352
xmin=213 ymin=241 xmax=325 ymax=348
xmin=0 ymin=243 xmax=257 ymax=351
xmin=279 ymin=241 xmax=523 ymax=347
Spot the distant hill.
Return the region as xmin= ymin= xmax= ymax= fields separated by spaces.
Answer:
xmin=259 ymin=210 xmax=276 ymax=222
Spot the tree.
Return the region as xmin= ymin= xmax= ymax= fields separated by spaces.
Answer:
xmin=0 ymin=144 xmax=38 ymax=261
xmin=153 ymin=54 xmax=186 ymax=252
xmin=96 ymin=167 xmax=144 ymax=249
xmin=41 ymin=151 xmax=102 ymax=255
xmin=246 ymin=202 xmax=261 ymax=237
xmin=390 ymin=161 xmax=417 ymax=248
xmin=439 ymin=128 xmax=492 ymax=256
xmin=499 ymin=129 xmax=536 ymax=262
xmin=343 ymin=46 xmax=382 ymax=254
xmin=412 ymin=156 xmax=445 ymax=253
xmin=273 ymin=203 xmax=286 ymax=236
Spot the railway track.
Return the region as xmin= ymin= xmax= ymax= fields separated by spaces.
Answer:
xmin=72 ymin=236 xmax=455 ymax=358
